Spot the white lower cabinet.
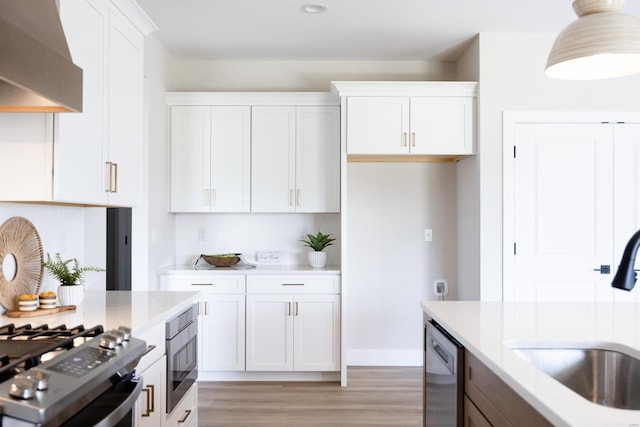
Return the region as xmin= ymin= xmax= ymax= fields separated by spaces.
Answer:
xmin=160 ymin=274 xmax=246 ymax=371
xmin=135 ymin=355 xmax=166 ymax=427
xmin=164 ymin=383 xmax=198 ymax=427
xmin=245 ymin=275 xmax=341 ymax=372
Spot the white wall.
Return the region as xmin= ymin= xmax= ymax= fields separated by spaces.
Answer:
xmin=169 ymin=60 xmax=455 ymax=91
xmin=174 ymin=213 xmax=340 ymax=266
xmin=346 ymin=162 xmax=457 ymax=365
xmin=474 ymin=33 xmax=640 ymax=301
xmin=144 ymin=35 xmax=175 ymax=289
xmin=0 ymin=203 xmax=106 ymax=296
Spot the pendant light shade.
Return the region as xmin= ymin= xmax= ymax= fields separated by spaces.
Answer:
xmin=546 ymin=0 xmax=640 ymax=80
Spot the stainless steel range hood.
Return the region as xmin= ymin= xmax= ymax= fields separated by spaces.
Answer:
xmin=0 ymin=0 xmax=82 ymax=112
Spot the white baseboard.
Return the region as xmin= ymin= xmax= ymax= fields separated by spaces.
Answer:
xmin=198 ymin=371 xmax=341 ymax=382
xmin=347 ymin=348 xmax=423 ymax=366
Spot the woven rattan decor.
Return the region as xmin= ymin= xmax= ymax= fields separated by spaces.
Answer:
xmin=0 ymin=217 xmax=44 ymax=311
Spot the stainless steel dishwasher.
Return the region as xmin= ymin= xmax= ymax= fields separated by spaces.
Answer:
xmin=423 ymin=317 xmax=464 ymax=427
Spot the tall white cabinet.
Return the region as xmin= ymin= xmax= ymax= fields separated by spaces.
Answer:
xmin=0 ymin=0 xmax=154 ymax=206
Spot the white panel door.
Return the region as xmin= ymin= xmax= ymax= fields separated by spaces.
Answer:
xmin=56 ymin=0 xmax=107 ymax=205
xmin=106 ymin=10 xmax=142 ymax=206
xmin=293 ymin=294 xmax=341 ymax=371
xmin=251 ymin=106 xmax=296 ymax=212
xmin=246 ymin=294 xmax=293 ymax=371
xmin=211 ymin=106 xmax=251 ymax=212
xmin=295 ymin=106 xmax=340 ymax=213
xmin=410 ymin=97 xmax=474 ymax=155
xmin=613 ymin=124 xmax=640 ymax=302
xmin=201 ymin=294 xmax=246 ymax=371
xmin=513 ymin=123 xmax=614 ymax=301
xmin=170 ymin=106 xmax=211 ymax=212
xmin=346 ymin=97 xmax=409 ymax=154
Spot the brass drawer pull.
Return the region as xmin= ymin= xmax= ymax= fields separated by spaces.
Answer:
xmin=178 ymin=409 xmax=192 ymax=423
xmin=281 ymin=283 xmax=305 ymax=286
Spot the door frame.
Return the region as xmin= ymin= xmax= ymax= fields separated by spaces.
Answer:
xmin=502 ymin=111 xmax=640 ymax=301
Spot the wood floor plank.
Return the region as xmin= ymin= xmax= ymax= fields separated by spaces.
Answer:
xmin=198 ymin=367 xmax=423 ymax=426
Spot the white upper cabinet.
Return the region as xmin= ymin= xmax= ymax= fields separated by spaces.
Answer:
xmin=170 ymin=106 xmax=251 ymax=212
xmin=167 ymin=92 xmax=340 ymax=214
xmin=252 ymin=105 xmax=340 ymax=213
xmin=333 ymin=81 xmax=477 ymax=158
xmin=0 ymin=0 xmax=152 ymax=206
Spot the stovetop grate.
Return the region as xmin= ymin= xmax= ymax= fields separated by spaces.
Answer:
xmin=0 ymin=323 xmax=104 ymax=383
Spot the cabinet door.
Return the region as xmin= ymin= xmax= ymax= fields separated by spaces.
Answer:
xmin=211 ymin=106 xmax=251 ymax=212
xmin=170 ymin=106 xmax=212 ymax=212
xmin=296 ymin=106 xmax=341 ymax=213
xmin=410 ymin=97 xmax=474 ymax=155
xmin=106 ymin=9 xmax=143 ymax=206
xmin=346 ymin=97 xmax=409 ymax=154
xmin=56 ymin=0 xmax=107 ymax=205
xmin=200 ymin=293 xmax=246 ymax=371
xmin=293 ymin=294 xmax=341 ymax=371
xmin=246 ymin=294 xmax=293 ymax=371
xmin=251 ymin=106 xmax=296 ymax=212
xmin=135 ymin=355 xmax=165 ymax=427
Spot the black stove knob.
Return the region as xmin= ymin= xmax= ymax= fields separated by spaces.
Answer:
xmin=9 ymin=376 xmax=36 ymax=400
xmin=99 ymin=333 xmax=118 ymax=350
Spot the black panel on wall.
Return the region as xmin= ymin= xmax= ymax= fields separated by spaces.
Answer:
xmin=106 ymin=208 xmax=131 ymax=291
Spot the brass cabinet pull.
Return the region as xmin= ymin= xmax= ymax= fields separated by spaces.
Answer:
xmin=412 ymin=132 xmax=416 ymax=147
xmin=204 ymin=301 xmax=209 ymax=316
xmin=402 ymin=132 xmax=408 ymax=147
xmin=281 ymin=283 xmax=305 ymax=286
xmin=141 ymin=386 xmax=151 ymax=417
xmin=287 ymin=302 xmax=291 ymax=316
xmin=112 ymin=162 xmax=118 ymax=192
xmin=295 ymin=301 xmax=299 ymax=316
xmin=148 ymin=384 xmax=155 ymax=413
xmin=289 ymin=189 xmax=294 ymax=206
xmin=105 ymin=162 xmax=112 ymax=192
xmin=296 ymin=189 xmax=301 ymax=206
xmin=178 ymin=409 xmax=192 ymax=424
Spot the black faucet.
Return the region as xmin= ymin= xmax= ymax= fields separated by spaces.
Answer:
xmin=612 ymin=229 xmax=640 ymax=291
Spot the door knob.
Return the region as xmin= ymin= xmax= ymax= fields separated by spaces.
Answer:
xmin=593 ymin=265 xmax=611 ymax=274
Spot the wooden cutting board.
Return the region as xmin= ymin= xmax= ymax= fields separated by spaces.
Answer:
xmin=6 ymin=305 xmax=76 ymax=318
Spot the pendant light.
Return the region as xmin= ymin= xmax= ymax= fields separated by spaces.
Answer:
xmin=546 ymin=0 xmax=640 ymax=80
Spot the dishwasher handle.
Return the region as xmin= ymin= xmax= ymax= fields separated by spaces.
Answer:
xmin=427 ymin=324 xmax=457 ymax=375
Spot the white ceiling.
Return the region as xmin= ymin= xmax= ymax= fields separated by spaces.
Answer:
xmin=135 ymin=0 xmax=640 ymax=61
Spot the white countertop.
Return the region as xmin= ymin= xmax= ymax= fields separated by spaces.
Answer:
xmin=1 ymin=291 xmax=200 ymax=334
xmin=421 ymin=300 xmax=640 ymax=427
xmin=160 ymin=264 xmax=341 ymax=275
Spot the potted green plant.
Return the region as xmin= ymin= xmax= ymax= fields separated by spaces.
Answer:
xmin=43 ymin=253 xmax=105 ymax=305
xmin=300 ymin=231 xmax=335 ymax=268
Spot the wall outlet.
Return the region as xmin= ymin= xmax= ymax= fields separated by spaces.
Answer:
xmin=424 ymin=229 xmax=433 ymax=242
xmin=434 ymin=279 xmax=448 ymax=296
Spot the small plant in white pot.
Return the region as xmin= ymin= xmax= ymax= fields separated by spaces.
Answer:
xmin=43 ymin=253 xmax=105 ymax=306
xmin=300 ymin=231 xmax=335 ymax=268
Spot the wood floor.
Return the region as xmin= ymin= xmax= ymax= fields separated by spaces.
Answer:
xmin=198 ymin=367 xmax=423 ymax=426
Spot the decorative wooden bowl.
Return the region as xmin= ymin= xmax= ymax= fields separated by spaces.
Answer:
xmin=201 ymin=254 xmax=240 ymax=267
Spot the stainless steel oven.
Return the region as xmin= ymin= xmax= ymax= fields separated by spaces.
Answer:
xmin=166 ymin=303 xmax=198 ymax=413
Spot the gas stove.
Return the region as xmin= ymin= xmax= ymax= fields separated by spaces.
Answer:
xmin=0 ymin=323 xmax=146 ymax=426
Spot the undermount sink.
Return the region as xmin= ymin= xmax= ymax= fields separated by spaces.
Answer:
xmin=511 ymin=344 xmax=640 ymax=410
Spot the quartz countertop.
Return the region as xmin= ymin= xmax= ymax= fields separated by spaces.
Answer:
xmin=160 ymin=264 xmax=341 ymax=275
xmin=1 ymin=291 xmax=200 ymax=334
xmin=421 ymin=300 xmax=640 ymax=427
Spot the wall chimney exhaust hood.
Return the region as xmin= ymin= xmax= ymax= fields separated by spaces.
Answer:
xmin=0 ymin=0 xmax=82 ymax=112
